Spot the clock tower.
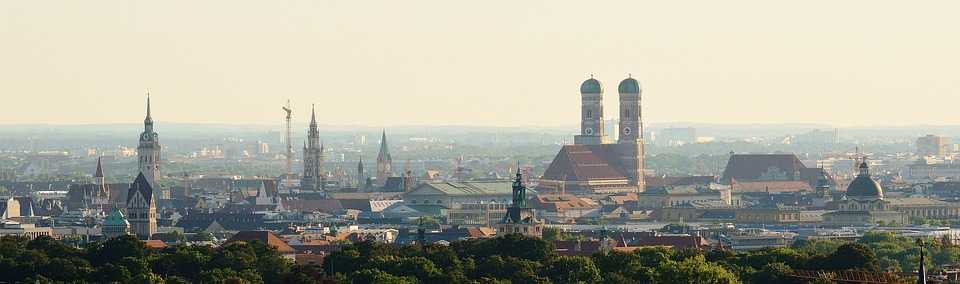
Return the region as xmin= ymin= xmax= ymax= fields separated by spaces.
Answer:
xmin=574 ymin=76 xmax=607 ymax=145
xmin=616 ymin=76 xmax=645 ymax=190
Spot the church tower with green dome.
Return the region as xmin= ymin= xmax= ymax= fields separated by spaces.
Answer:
xmin=575 ymin=76 xmax=607 ymax=145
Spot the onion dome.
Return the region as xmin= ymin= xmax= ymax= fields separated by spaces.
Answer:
xmin=846 ymin=161 xmax=883 ymax=199
xmin=618 ymin=77 xmax=640 ymax=94
xmin=580 ymin=77 xmax=603 ymax=94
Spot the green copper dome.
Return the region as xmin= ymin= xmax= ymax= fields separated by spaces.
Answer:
xmin=618 ymin=77 xmax=640 ymax=94
xmin=103 ymin=208 xmax=130 ymax=227
xmin=580 ymin=78 xmax=603 ymax=94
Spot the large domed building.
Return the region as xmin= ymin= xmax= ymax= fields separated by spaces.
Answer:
xmin=824 ymin=160 xmax=905 ymax=226
xmin=822 ymin=159 xmax=960 ymax=226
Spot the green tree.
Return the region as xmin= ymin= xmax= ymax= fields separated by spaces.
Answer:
xmin=543 ymin=255 xmax=602 ymax=283
xmin=824 ymin=243 xmax=880 ymax=271
xmin=542 ymin=227 xmax=561 ymax=242
xmin=655 ymin=255 xmax=740 ymax=284
xmin=351 ymin=269 xmax=416 ymax=284
xmin=752 ymin=262 xmax=796 ymax=284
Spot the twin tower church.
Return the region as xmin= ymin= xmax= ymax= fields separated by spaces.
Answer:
xmin=538 ymin=76 xmax=648 ymax=194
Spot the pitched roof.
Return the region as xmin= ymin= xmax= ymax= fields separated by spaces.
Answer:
xmin=411 ymin=181 xmax=516 ymax=196
xmin=730 ymin=180 xmax=812 ymax=193
xmin=532 ymin=195 xmax=600 ymax=211
xmin=541 ymin=145 xmax=629 ymax=181
xmin=143 ymin=240 xmax=167 ymax=249
xmin=127 ymin=173 xmax=153 ymax=205
xmin=721 ymin=154 xmax=806 ymax=182
xmin=226 ymin=230 xmax=295 ymax=254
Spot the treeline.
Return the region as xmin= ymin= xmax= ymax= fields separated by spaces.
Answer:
xmin=325 ymin=232 xmax=945 ymax=284
xmin=0 ymin=231 xmax=950 ymax=283
xmin=0 ymin=235 xmax=318 ymax=283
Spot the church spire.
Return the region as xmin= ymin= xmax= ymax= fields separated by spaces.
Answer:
xmin=310 ymin=104 xmax=317 ymax=126
xmin=377 ymin=130 xmax=391 ymax=162
xmin=94 ymin=156 xmax=104 ymax=178
xmin=144 ymin=93 xmax=154 ymax=132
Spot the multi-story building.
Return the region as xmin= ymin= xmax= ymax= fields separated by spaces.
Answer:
xmin=917 ymin=134 xmax=950 ymax=157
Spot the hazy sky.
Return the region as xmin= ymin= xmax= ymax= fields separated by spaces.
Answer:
xmin=3 ymin=1 xmax=959 ymax=127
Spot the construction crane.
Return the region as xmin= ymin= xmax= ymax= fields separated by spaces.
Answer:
xmin=282 ymin=100 xmax=293 ymax=175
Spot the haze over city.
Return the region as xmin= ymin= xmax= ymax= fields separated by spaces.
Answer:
xmin=3 ymin=0 xmax=960 ymax=127
xmin=5 ymin=2 xmax=960 ymax=284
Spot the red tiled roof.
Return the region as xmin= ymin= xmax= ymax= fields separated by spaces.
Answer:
xmin=226 ymin=231 xmax=296 ymax=254
xmin=634 ymin=235 xmax=709 ymax=249
xmin=531 ymin=195 xmax=600 ymax=212
xmin=143 ymin=240 xmax=167 ymax=249
xmin=541 ymin=145 xmax=628 ymax=181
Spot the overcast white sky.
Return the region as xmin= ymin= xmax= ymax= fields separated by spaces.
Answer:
xmin=2 ymin=1 xmax=959 ymax=127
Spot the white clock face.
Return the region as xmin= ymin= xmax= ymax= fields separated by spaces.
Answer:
xmin=585 ymin=128 xmax=593 ymax=135
xmin=623 ymin=127 xmax=632 ymax=135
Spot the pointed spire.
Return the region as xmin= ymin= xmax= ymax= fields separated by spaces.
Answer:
xmin=146 ymin=92 xmax=152 ymax=120
xmin=377 ymin=129 xmax=391 ymax=162
xmin=94 ymin=157 xmax=104 ymax=178
xmin=310 ymin=104 xmax=317 ymax=126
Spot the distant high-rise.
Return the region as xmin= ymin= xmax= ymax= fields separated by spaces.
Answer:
xmin=917 ymin=134 xmax=949 ymax=157
xmin=126 ymin=173 xmax=157 ymax=240
xmin=138 ymin=94 xmax=162 ymax=192
xmin=376 ymin=130 xmax=393 ymax=187
xmin=301 ymin=105 xmax=325 ymax=191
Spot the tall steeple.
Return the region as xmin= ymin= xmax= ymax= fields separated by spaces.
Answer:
xmin=301 ymin=104 xmax=325 ymax=191
xmin=138 ymin=93 xmax=162 ymax=191
xmin=94 ymin=157 xmax=105 ymax=186
xmin=376 ymin=130 xmax=393 ymax=187
xmin=144 ymin=93 xmax=153 ymax=132
xmin=357 ymin=155 xmax=365 ymax=188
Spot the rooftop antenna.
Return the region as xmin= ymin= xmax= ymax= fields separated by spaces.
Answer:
xmin=282 ymin=100 xmax=293 ymax=175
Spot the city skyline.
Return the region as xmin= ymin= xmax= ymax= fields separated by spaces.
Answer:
xmin=4 ymin=1 xmax=960 ymax=127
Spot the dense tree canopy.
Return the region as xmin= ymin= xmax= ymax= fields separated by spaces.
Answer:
xmin=0 ymin=230 xmax=950 ymax=283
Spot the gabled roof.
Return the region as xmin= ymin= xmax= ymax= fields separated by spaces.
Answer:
xmin=410 ymin=181 xmax=516 ymax=196
xmin=541 ymin=145 xmax=628 ymax=181
xmin=226 ymin=230 xmax=295 ymax=254
xmin=721 ymin=154 xmax=806 ymax=182
xmin=127 ymin=173 xmax=153 ymax=205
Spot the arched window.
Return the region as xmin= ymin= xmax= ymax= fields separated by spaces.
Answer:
xmin=585 ymin=110 xmax=593 ymax=119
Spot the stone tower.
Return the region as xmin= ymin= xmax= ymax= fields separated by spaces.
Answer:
xmin=301 ymin=105 xmax=325 ymax=191
xmin=616 ymin=76 xmax=646 ymax=191
xmin=138 ymin=94 xmax=162 ymax=192
xmin=126 ymin=173 xmax=157 ymax=240
xmin=574 ymin=76 xmax=606 ymax=145
xmin=376 ymin=130 xmax=392 ymax=187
